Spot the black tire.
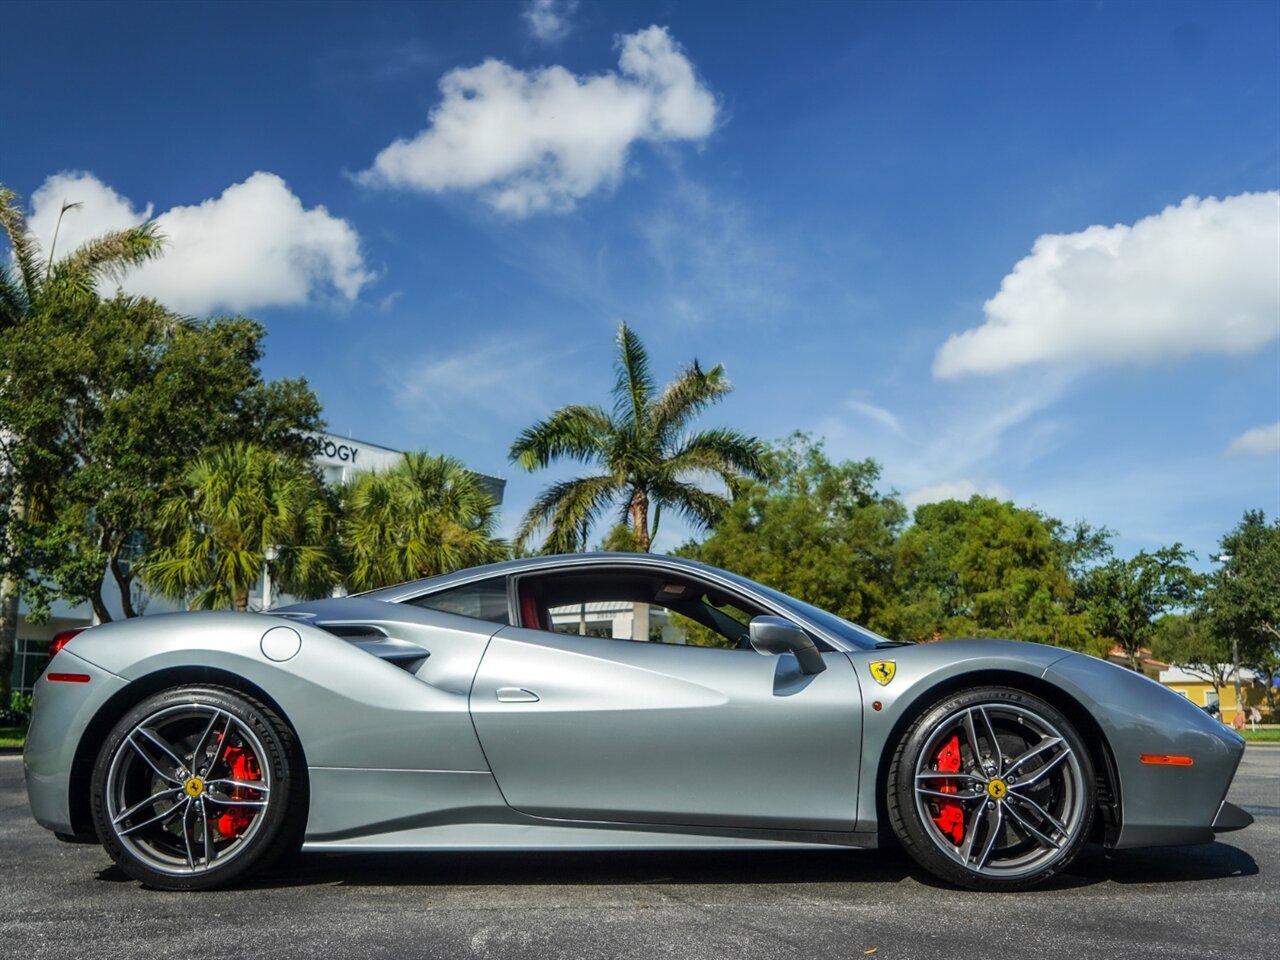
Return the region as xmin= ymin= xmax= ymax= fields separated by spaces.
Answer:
xmin=886 ymin=685 xmax=1095 ymax=891
xmin=91 ymin=684 xmax=307 ymax=891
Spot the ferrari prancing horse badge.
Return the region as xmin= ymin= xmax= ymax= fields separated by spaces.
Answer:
xmin=869 ymin=660 xmax=896 ymax=686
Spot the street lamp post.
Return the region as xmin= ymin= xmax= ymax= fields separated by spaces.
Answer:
xmin=261 ymin=545 xmax=279 ymax=612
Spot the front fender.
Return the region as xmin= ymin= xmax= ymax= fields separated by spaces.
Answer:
xmin=848 ymin=639 xmax=1073 ymax=833
xmin=1043 ymin=652 xmax=1245 ymax=847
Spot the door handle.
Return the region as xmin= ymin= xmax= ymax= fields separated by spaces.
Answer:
xmin=496 ymin=687 xmax=540 ymax=703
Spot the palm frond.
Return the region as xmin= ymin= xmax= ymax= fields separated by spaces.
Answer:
xmin=340 ymin=451 xmax=505 ymax=590
xmin=515 ymin=474 xmax=619 ymax=553
xmin=510 ymin=404 xmax=613 ymax=471
xmin=649 ymin=478 xmax=731 ymax=532
xmin=612 ymin=322 xmax=653 ymax=428
xmin=53 ymin=222 xmax=164 ymax=294
xmin=652 ymin=361 xmax=730 ymax=445
xmin=0 ymin=185 xmax=44 ymax=305
xmin=664 ymin=428 xmax=769 ymax=491
xmin=0 ymin=261 xmax=28 ymax=327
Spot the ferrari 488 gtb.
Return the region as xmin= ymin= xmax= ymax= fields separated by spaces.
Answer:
xmin=25 ymin=553 xmax=1251 ymax=891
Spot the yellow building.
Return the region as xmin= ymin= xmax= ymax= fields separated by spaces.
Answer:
xmin=1158 ymin=665 xmax=1271 ymax=723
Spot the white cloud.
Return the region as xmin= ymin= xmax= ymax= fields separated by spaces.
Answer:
xmin=638 ymin=177 xmax=789 ymax=325
xmin=1226 ymin=421 xmax=1280 ymax=457
xmin=393 ymin=336 xmax=559 ymax=430
xmin=848 ymin=399 xmax=905 ymax=437
xmin=934 ymin=192 xmax=1280 ymax=379
xmin=523 ymin=0 xmax=577 ymax=43
xmin=903 ymin=479 xmax=1011 ymax=512
xmin=28 ymin=171 xmax=372 ymax=315
xmin=356 ymin=26 xmax=718 ymax=216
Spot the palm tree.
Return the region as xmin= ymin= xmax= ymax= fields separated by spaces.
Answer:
xmin=340 ymin=452 xmax=507 ymax=592
xmin=511 ymin=323 xmax=767 ymax=553
xmin=141 ymin=443 xmax=337 ymax=611
xmin=0 ymin=184 xmax=162 ymax=699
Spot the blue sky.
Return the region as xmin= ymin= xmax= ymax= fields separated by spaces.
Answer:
xmin=3 ymin=0 xmax=1277 ymax=563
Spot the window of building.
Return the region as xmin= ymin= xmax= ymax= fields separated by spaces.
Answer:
xmin=13 ymin=638 xmax=50 ymax=695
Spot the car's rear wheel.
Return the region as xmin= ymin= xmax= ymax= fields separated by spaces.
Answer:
xmin=886 ymin=686 xmax=1095 ymax=891
xmin=91 ymin=685 xmax=305 ymax=891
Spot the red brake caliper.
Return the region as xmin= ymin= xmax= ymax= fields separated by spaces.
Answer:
xmin=932 ymin=734 xmax=965 ymax=845
xmin=215 ymin=744 xmax=261 ymax=839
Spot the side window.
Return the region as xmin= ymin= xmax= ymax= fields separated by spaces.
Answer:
xmin=407 ymin=578 xmax=510 ymax=625
xmin=524 ymin=573 xmax=762 ymax=649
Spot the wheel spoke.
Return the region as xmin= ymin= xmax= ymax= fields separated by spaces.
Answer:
xmin=974 ymin=803 xmax=1004 ymax=870
xmin=205 ymin=778 xmax=269 ymax=797
xmin=200 ymin=798 xmax=216 ymax=867
xmin=961 ymin=710 xmax=983 ymax=767
xmin=1016 ymin=746 xmax=1071 ymax=787
xmin=136 ymin=726 xmax=186 ymax=771
xmin=127 ymin=735 xmax=181 ymax=784
xmin=917 ymin=785 xmax=984 ymax=801
xmin=1005 ymin=736 xmax=1063 ymax=777
xmin=203 ymin=794 xmax=268 ymax=808
xmin=1004 ymin=796 xmax=1064 ymax=850
xmin=112 ymin=786 xmax=182 ymax=826
xmin=916 ymin=770 xmax=986 ymax=784
xmin=118 ymin=797 xmax=187 ymax=837
xmin=189 ymin=709 xmax=227 ymax=775
xmin=975 ymin=706 xmax=1003 ymax=769
xmin=960 ymin=803 xmax=984 ymax=864
xmin=181 ymin=798 xmax=196 ymax=870
xmin=1006 ymin=790 xmax=1069 ymax=837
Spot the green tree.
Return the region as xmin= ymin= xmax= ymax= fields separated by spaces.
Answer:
xmin=1201 ymin=510 xmax=1280 ymax=716
xmin=678 ymin=434 xmax=906 ymax=630
xmin=1150 ymin=613 xmax=1234 ymax=696
xmin=511 ymin=323 xmax=766 ymax=553
xmin=9 ymin=298 xmax=322 ymax=624
xmin=141 ymin=443 xmax=337 ymax=611
xmin=339 ymin=452 xmax=507 ymax=592
xmin=1079 ymin=545 xmax=1200 ymax=671
xmin=887 ymin=496 xmax=1096 ymax=648
xmin=0 ymin=185 xmax=161 ymax=700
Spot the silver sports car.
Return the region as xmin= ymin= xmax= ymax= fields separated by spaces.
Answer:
xmin=24 ymin=553 xmax=1252 ymax=891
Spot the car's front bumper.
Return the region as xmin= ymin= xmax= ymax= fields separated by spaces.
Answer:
xmin=1212 ymin=800 xmax=1254 ymax=834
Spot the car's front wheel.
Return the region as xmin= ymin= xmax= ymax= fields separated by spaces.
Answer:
xmin=91 ymin=685 xmax=305 ymax=891
xmin=886 ymin=686 xmax=1095 ymax=891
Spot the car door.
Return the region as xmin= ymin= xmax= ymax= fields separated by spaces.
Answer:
xmin=470 ymin=615 xmax=864 ymax=832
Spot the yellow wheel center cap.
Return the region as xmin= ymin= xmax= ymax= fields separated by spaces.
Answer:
xmin=184 ymin=777 xmax=205 ymax=798
xmin=986 ymin=778 xmax=1007 ymax=799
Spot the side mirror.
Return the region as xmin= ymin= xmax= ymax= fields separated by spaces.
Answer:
xmin=749 ymin=616 xmax=826 ymax=676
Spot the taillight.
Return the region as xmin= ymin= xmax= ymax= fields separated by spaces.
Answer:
xmin=49 ymin=627 xmax=87 ymax=659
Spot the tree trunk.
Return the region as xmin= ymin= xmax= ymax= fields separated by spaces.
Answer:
xmin=109 ymin=554 xmax=136 ymax=619
xmin=629 ymin=488 xmax=651 ymax=552
xmin=0 ymin=480 xmax=26 ymax=704
xmin=1230 ymin=632 xmax=1244 ymax=725
xmin=0 ymin=570 xmax=18 ymax=706
xmin=88 ymin=587 xmax=112 ymax=626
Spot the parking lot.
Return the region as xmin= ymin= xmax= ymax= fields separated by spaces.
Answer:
xmin=2 ymin=747 xmax=1276 ymax=960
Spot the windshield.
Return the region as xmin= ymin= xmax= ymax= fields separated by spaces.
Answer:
xmin=713 ymin=569 xmax=892 ymax=650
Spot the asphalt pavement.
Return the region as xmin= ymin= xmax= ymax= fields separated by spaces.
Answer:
xmin=1 ymin=748 xmax=1276 ymax=960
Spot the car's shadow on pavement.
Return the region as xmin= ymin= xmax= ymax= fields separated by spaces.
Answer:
xmin=97 ymin=840 xmax=1255 ymax=892
xmin=222 ymin=847 xmax=921 ymax=890
xmin=1068 ymin=842 xmax=1258 ymax=885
